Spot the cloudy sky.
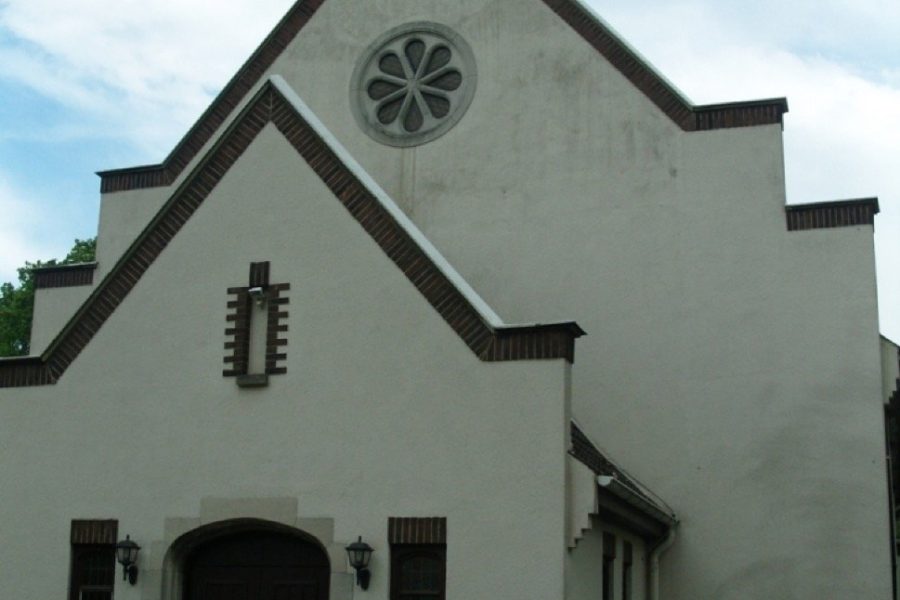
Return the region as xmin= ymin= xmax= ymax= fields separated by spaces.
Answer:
xmin=0 ymin=0 xmax=898 ymax=340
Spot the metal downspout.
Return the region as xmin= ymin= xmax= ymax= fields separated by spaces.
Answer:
xmin=649 ymin=525 xmax=676 ymax=600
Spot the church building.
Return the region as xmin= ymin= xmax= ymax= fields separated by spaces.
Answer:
xmin=2 ymin=1 xmax=897 ymax=598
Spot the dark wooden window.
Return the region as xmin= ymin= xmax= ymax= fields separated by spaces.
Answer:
xmin=602 ymin=532 xmax=616 ymax=600
xmin=388 ymin=517 xmax=447 ymax=600
xmin=622 ymin=541 xmax=633 ymax=600
xmin=391 ymin=545 xmax=446 ymax=600
xmin=71 ymin=547 xmax=115 ymax=600
xmin=69 ymin=520 xmax=117 ymax=600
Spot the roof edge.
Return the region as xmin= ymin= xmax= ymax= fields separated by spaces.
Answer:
xmin=598 ymin=475 xmax=678 ymax=531
xmin=785 ymin=197 xmax=880 ymax=231
xmin=31 ymin=262 xmax=98 ymax=273
xmin=1 ymin=78 xmax=583 ymax=388
xmin=271 ymin=76 xmax=506 ymax=328
xmin=0 ymin=357 xmax=52 ymax=386
xmin=98 ymin=0 xmax=788 ymax=195
xmin=543 ymin=0 xmax=788 ymax=132
xmin=570 ymin=421 xmax=676 ymax=523
xmin=32 ymin=262 xmax=98 ymax=290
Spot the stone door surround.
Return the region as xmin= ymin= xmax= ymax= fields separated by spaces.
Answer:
xmin=142 ymin=497 xmax=353 ymax=600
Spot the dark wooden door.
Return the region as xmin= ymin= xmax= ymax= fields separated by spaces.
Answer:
xmin=186 ymin=532 xmax=329 ymax=600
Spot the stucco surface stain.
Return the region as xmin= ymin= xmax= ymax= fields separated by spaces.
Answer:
xmin=712 ymin=559 xmax=800 ymax=600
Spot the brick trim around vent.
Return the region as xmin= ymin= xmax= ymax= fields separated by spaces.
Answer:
xmin=785 ymin=198 xmax=880 ymax=231
xmin=388 ymin=517 xmax=447 ymax=545
xmin=97 ymin=0 xmax=786 ymax=194
xmin=249 ymin=261 xmax=271 ymax=288
xmin=265 ymin=283 xmax=290 ymax=376
xmin=33 ymin=263 xmax=97 ymax=289
xmin=224 ymin=263 xmax=290 ymax=380
xmin=1 ymin=81 xmax=582 ymax=388
xmin=224 ymin=287 xmax=251 ymax=377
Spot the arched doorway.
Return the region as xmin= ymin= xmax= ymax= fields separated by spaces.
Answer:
xmin=184 ymin=529 xmax=330 ymax=600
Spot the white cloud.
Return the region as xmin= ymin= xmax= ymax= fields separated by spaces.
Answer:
xmin=0 ymin=174 xmax=71 ymax=284
xmin=0 ymin=0 xmax=294 ymax=156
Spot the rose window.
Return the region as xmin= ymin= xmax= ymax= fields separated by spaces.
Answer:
xmin=351 ymin=23 xmax=477 ymax=147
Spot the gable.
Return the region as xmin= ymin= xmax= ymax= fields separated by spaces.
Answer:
xmin=0 ymin=78 xmax=583 ymax=388
xmin=98 ymin=0 xmax=787 ymax=194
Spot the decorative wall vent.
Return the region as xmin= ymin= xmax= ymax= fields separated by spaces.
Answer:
xmin=224 ymin=262 xmax=290 ymax=387
xmin=351 ymin=22 xmax=477 ymax=147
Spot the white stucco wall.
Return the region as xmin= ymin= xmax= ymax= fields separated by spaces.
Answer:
xmin=95 ymin=186 xmax=170 ymax=283
xmin=566 ymin=518 xmax=647 ymax=600
xmin=66 ymin=0 xmax=892 ymax=596
xmin=0 ymin=125 xmax=572 ymax=599
xmin=249 ymin=1 xmax=888 ymax=597
xmin=567 ymin=455 xmax=596 ymax=549
xmin=30 ymin=284 xmax=94 ymax=354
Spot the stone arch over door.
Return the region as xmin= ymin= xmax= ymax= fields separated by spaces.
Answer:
xmin=184 ymin=525 xmax=329 ymax=599
xmin=148 ymin=499 xmax=353 ymax=600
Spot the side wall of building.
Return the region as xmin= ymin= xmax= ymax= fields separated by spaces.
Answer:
xmin=566 ymin=519 xmax=648 ymax=600
xmin=30 ymin=284 xmax=94 ymax=354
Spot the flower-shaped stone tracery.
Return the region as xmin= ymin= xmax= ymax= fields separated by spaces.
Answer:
xmin=367 ymin=39 xmax=463 ymax=133
xmin=352 ymin=23 xmax=477 ymax=147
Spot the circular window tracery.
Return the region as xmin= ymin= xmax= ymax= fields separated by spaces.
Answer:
xmin=351 ymin=22 xmax=477 ymax=147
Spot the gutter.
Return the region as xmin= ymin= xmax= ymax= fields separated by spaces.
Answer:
xmin=597 ymin=475 xmax=677 ymax=528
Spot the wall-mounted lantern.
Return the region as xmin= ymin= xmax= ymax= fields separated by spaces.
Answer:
xmin=115 ymin=535 xmax=140 ymax=585
xmin=345 ymin=536 xmax=374 ymax=590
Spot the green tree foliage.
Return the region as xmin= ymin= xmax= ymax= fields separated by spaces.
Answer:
xmin=0 ymin=238 xmax=96 ymax=357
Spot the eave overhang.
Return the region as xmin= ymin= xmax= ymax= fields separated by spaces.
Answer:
xmin=786 ymin=197 xmax=880 ymax=231
xmin=32 ymin=262 xmax=98 ymax=289
xmin=570 ymin=421 xmax=677 ymax=541
xmin=596 ymin=476 xmax=677 ymax=542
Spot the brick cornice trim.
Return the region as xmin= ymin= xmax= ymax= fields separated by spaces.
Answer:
xmin=1 ymin=80 xmax=582 ymax=388
xmin=570 ymin=421 xmax=618 ymax=476
xmin=33 ymin=262 xmax=97 ymax=289
xmin=0 ymin=357 xmax=52 ymax=387
xmin=71 ymin=519 xmax=118 ymax=545
xmin=785 ymin=198 xmax=880 ymax=231
xmin=540 ymin=0 xmax=788 ymax=131
xmin=388 ymin=517 xmax=447 ymax=545
xmin=97 ymin=0 xmax=787 ymax=195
